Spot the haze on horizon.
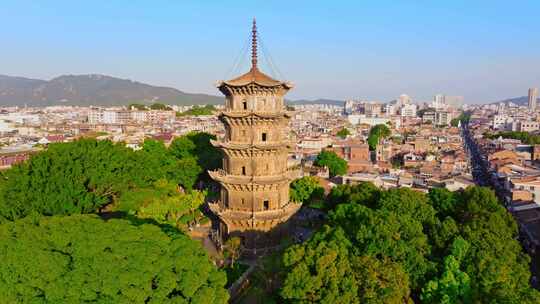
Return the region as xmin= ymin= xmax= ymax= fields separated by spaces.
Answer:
xmin=1 ymin=0 xmax=539 ymax=104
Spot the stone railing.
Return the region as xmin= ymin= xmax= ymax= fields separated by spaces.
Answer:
xmin=227 ymin=263 xmax=256 ymax=302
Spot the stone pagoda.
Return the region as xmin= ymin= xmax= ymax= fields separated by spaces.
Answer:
xmin=208 ymin=19 xmax=300 ymax=249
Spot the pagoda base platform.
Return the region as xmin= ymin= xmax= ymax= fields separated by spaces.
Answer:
xmin=208 ymin=201 xmax=301 ymax=250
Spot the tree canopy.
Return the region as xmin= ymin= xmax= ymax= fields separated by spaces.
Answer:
xmin=0 ymin=132 xmax=220 ymax=221
xmin=367 ymin=124 xmax=391 ymax=150
xmin=484 ymin=130 xmax=540 ymax=145
xmin=0 ymin=139 xmax=141 ymax=221
xmin=313 ymin=151 xmax=347 ymax=177
xmin=280 ymin=185 xmax=540 ymax=303
xmin=129 ymin=103 xmax=148 ymax=111
xmin=0 ymin=215 xmax=228 ymax=303
xmin=289 ymin=176 xmax=324 ymax=205
xmin=149 ymin=102 xmax=172 ymax=110
xmin=177 ymin=105 xmax=216 ymax=117
xmin=336 ymin=128 xmax=351 ymax=139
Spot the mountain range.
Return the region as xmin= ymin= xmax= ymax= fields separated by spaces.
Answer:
xmin=0 ymin=74 xmax=347 ymax=107
xmin=493 ymin=96 xmax=537 ymax=106
xmin=2 ymin=73 xmax=532 ymax=107
xmin=0 ymin=74 xmax=224 ymax=106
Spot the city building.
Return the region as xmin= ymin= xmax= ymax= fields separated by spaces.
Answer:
xmin=529 ymin=88 xmax=538 ymax=111
xmin=208 ymin=20 xmax=300 ymax=249
xmin=432 ymin=94 xmax=464 ymax=109
xmin=517 ymin=121 xmax=540 ymax=132
xmin=401 ymin=104 xmax=417 ymax=117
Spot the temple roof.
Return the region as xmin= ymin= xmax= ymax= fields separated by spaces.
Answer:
xmin=218 ymin=19 xmax=292 ymax=89
xmin=220 ymin=67 xmax=290 ymax=88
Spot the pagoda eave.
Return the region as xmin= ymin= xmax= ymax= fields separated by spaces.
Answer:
xmin=208 ymin=201 xmax=301 ymax=232
xmin=219 ymin=111 xmax=291 ymax=119
xmin=210 ymin=139 xmax=293 ymax=150
xmin=208 ymin=170 xmax=293 ymax=185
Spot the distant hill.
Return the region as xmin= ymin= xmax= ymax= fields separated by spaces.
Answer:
xmin=0 ymin=74 xmax=347 ymax=107
xmin=494 ymin=96 xmax=538 ymax=106
xmin=0 ymin=74 xmax=224 ymax=106
xmin=288 ymin=98 xmax=344 ymax=106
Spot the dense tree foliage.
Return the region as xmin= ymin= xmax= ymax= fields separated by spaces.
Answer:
xmin=115 ymin=179 xmax=206 ymax=231
xmin=129 ymin=103 xmax=148 ymax=110
xmin=367 ymin=124 xmax=391 ymax=150
xmin=177 ymin=105 xmax=216 ymax=116
xmin=327 ymin=182 xmax=380 ymax=209
xmin=0 ymin=139 xmax=141 ymax=221
xmin=149 ymin=102 xmax=172 ymax=110
xmin=313 ymin=151 xmax=347 ymax=177
xmin=421 ymin=237 xmax=472 ymax=304
xmin=336 ymin=128 xmax=351 ymax=139
xmin=484 ymin=130 xmax=540 ymax=145
xmin=280 ymin=184 xmax=540 ymax=303
xmin=289 ymin=176 xmax=324 ymax=204
xmin=0 ymin=132 xmax=220 ymax=221
xmin=138 ymin=139 xmax=201 ymax=190
xmin=458 ymin=112 xmax=471 ymax=124
xmin=0 ymin=215 xmax=228 ymax=303
xmin=281 ymin=226 xmax=412 ymax=303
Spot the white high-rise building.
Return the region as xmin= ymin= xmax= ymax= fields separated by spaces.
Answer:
xmin=444 ymin=96 xmax=464 ymax=108
xmin=529 ymin=88 xmax=538 ymax=111
xmin=398 ymin=94 xmax=411 ymax=106
xmin=432 ymin=94 xmax=463 ymax=109
xmin=400 ymin=104 xmax=417 ymax=117
xmin=433 ymin=94 xmax=445 ymax=109
xmin=344 ymin=100 xmax=355 ymax=115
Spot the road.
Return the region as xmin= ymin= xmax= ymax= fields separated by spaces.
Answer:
xmin=461 ymin=122 xmax=539 ymax=288
xmin=462 ymin=123 xmax=506 ymax=201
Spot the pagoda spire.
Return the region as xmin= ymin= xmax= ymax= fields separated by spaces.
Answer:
xmin=251 ymin=18 xmax=258 ymax=69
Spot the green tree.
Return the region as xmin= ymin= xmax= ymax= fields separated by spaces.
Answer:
xmin=421 ymin=237 xmax=472 ymax=304
xmin=336 ymin=128 xmax=351 ymax=139
xmin=430 ymin=216 xmax=459 ymax=254
xmin=367 ymin=124 xmax=391 ymax=150
xmin=0 ymin=215 xmax=228 ymax=303
xmin=176 ymin=105 xmax=216 ymax=116
xmin=129 ymin=103 xmax=148 ymax=110
xmin=281 ymin=226 xmax=412 ymax=304
xmin=289 ymin=176 xmax=324 ymax=204
xmin=149 ymin=102 xmax=172 ymax=110
xmin=313 ymin=151 xmax=347 ymax=177
xmin=450 ymin=118 xmax=460 ymax=127
xmin=185 ymin=132 xmax=222 ymax=171
xmin=455 ymin=187 xmax=540 ymax=302
xmin=224 ymin=237 xmax=242 ymax=267
xmin=326 ymin=182 xmax=380 ymax=209
xmin=279 ymin=184 xmax=540 ymax=303
xmin=137 ymin=139 xmax=201 ymax=190
xmin=0 ymin=139 xmax=142 ymax=221
xmin=281 ymin=227 xmax=359 ymax=303
xmin=138 ymin=182 xmax=205 ymax=226
xmin=428 ymin=188 xmax=459 ymax=219
xmin=352 ymin=255 xmax=412 ymax=304
xmin=169 ymin=135 xmax=197 ymax=159
xmin=484 ymin=130 xmax=540 ymax=145
xmin=329 ymin=202 xmax=434 ymax=288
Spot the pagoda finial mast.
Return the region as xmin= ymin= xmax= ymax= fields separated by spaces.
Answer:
xmin=251 ymin=18 xmax=258 ymax=69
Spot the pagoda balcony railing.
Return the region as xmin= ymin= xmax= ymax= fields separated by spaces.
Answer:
xmin=287 ymin=166 xmax=303 ymax=179
xmin=219 ymin=110 xmax=291 ymax=118
xmin=208 ymin=201 xmax=302 ymax=220
xmin=212 ymin=140 xmax=295 ymax=149
xmin=214 ymin=168 xmax=227 ymax=176
xmin=209 ymin=169 xmax=296 ymax=183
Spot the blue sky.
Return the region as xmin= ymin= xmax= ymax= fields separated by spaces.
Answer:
xmin=1 ymin=1 xmax=539 ymax=103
